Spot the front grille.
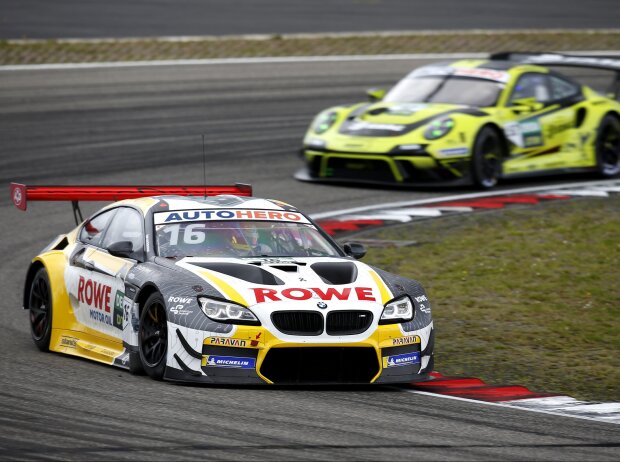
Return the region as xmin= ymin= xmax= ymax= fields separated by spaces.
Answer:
xmin=326 ymin=310 xmax=373 ymax=335
xmin=271 ymin=311 xmax=323 ymax=336
xmin=260 ymin=347 xmax=379 ymax=384
xmin=326 ymin=157 xmax=395 ymax=181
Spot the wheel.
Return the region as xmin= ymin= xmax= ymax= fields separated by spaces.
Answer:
xmin=138 ymin=293 xmax=168 ymax=379
xmin=28 ymin=267 xmax=53 ymax=351
xmin=471 ymin=126 xmax=504 ymax=189
xmin=595 ymin=115 xmax=620 ymax=177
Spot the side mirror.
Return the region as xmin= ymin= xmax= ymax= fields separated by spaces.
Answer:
xmin=107 ymin=240 xmax=135 ymax=259
xmin=343 ymin=242 xmax=367 ymax=260
xmin=366 ymin=88 xmax=386 ymax=102
xmin=510 ymin=97 xmax=544 ymax=112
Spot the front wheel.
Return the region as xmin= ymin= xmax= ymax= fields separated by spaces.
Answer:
xmin=595 ymin=115 xmax=620 ymax=177
xmin=471 ymin=126 xmax=505 ymax=189
xmin=28 ymin=267 xmax=53 ymax=351
xmin=138 ymin=293 xmax=168 ymax=380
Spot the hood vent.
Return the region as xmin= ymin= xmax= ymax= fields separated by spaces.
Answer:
xmin=310 ymin=262 xmax=358 ymax=285
xmin=191 ymin=262 xmax=284 ymax=285
xmin=270 ymin=265 xmax=299 ymax=272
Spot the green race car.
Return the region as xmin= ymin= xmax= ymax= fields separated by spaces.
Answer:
xmin=297 ymin=52 xmax=620 ymax=188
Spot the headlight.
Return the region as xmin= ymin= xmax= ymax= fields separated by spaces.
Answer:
xmin=198 ymin=297 xmax=260 ymax=325
xmin=424 ymin=117 xmax=455 ymax=140
xmin=312 ymin=111 xmax=338 ymax=134
xmin=379 ymin=295 xmax=414 ymax=324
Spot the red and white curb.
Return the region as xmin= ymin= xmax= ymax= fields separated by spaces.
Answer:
xmin=408 ymin=373 xmax=620 ymax=424
xmin=313 ymin=179 xmax=620 ymax=236
xmin=312 ymin=178 xmax=620 ymax=424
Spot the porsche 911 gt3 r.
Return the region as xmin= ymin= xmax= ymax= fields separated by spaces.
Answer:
xmin=297 ymin=52 xmax=620 ymax=188
xmin=11 ymin=183 xmax=434 ymax=384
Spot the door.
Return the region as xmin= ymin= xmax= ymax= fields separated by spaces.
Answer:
xmin=66 ymin=207 xmax=143 ymax=341
xmin=502 ymin=72 xmax=580 ymax=175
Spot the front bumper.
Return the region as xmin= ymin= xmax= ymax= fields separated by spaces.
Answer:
xmin=297 ymin=149 xmax=473 ymax=187
xmin=164 ymin=322 xmax=434 ymax=385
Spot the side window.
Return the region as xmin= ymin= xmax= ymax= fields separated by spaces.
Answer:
xmin=79 ymin=209 xmax=117 ymax=247
xmin=550 ymin=75 xmax=580 ymax=100
xmin=509 ymin=73 xmax=551 ymax=104
xmin=101 ymin=208 xmax=144 ymax=258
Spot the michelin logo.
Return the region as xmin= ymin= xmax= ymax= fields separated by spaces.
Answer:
xmin=204 ymin=355 xmax=256 ymax=369
xmin=383 ymin=352 xmax=421 ymax=368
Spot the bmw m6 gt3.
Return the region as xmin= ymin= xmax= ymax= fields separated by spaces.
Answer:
xmin=12 ymin=183 xmax=434 ymax=385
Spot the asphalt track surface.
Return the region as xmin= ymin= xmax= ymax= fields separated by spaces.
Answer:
xmin=2 ymin=0 xmax=620 ymax=40
xmin=1 ymin=59 xmax=620 ymax=460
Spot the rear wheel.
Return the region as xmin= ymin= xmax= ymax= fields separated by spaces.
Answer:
xmin=28 ymin=267 xmax=53 ymax=351
xmin=471 ymin=126 xmax=504 ymax=189
xmin=138 ymin=293 xmax=168 ymax=380
xmin=595 ymin=115 xmax=620 ymax=177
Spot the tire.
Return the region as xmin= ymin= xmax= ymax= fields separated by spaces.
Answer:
xmin=127 ymin=351 xmax=145 ymax=375
xmin=595 ymin=115 xmax=620 ymax=177
xmin=471 ymin=126 xmax=505 ymax=189
xmin=138 ymin=292 xmax=168 ymax=380
xmin=28 ymin=267 xmax=53 ymax=351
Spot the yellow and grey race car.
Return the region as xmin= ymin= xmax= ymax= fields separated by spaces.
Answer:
xmin=11 ymin=183 xmax=434 ymax=384
xmin=297 ymin=52 xmax=620 ymax=188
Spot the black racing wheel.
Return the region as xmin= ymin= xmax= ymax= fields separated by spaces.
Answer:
xmin=138 ymin=292 xmax=168 ymax=379
xmin=28 ymin=267 xmax=53 ymax=351
xmin=471 ymin=126 xmax=505 ymax=189
xmin=595 ymin=114 xmax=620 ymax=177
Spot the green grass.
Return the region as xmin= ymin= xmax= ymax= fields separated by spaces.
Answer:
xmin=1 ymin=30 xmax=619 ymax=65
xmin=358 ymin=196 xmax=620 ymax=401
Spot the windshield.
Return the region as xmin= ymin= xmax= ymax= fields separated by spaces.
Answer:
xmin=384 ymin=76 xmax=503 ymax=107
xmin=155 ymin=220 xmax=340 ymax=258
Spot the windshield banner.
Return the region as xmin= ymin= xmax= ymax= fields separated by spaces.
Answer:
xmin=154 ymin=209 xmax=310 ymax=225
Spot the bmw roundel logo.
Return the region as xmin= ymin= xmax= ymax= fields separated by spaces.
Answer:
xmin=317 ymin=302 xmax=328 ymax=309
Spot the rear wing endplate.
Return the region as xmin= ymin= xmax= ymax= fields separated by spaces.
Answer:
xmin=10 ymin=183 xmax=253 ymax=224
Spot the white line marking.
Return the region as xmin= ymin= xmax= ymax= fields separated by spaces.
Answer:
xmin=385 ymin=208 xmax=444 ymax=217
xmin=545 ymin=189 xmax=610 ymax=197
xmin=403 ymin=389 xmax=620 ymax=425
xmin=311 ymin=179 xmax=620 ymax=220
xmin=340 ymin=214 xmax=413 ymax=223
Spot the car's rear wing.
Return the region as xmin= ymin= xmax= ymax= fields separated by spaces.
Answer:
xmin=9 ymin=183 xmax=253 ymax=224
xmin=490 ymin=52 xmax=620 ymax=99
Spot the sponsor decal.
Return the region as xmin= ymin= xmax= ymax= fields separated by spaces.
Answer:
xmin=208 ymin=337 xmax=247 ymax=347
xmin=347 ymin=121 xmax=406 ymax=132
xmin=415 ymin=294 xmax=431 ymax=313
xmin=250 ymin=332 xmax=261 ymax=347
xmin=78 ymin=276 xmax=111 ymax=313
xmin=170 ymin=305 xmax=192 ymax=316
xmin=383 ymin=352 xmax=421 ymax=368
xmin=203 ymin=355 xmax=256 ymax=369
xmin=453 ymin=68 xmax=510 ymax=83
xmin=113 ymin=290 xmax=124 ymax=330
xmin=13 ymin=187 xmax=23 ymax=208
xmin=504 ymin=120 xmax=543 ymax=148
xmin=438 ymin=147 xmax=469 ymax=156
xmin=168 ymin=296 xmax=192 ymax=304
xmin=155 ymin=209 xmax=309 ymax=225
xmin=392 ymin=335 xmax=421 ymax=346
xmin=251 ymin=287 xmax=376 ymax=303
xmin=60 ymin=336 xmax=78 ymax=348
